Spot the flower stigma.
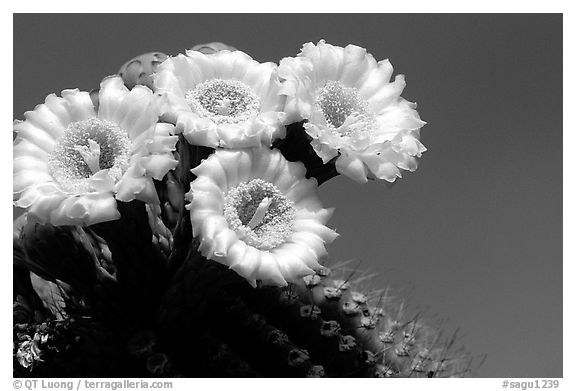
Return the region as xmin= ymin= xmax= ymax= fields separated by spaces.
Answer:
xmin=186 ymin=79 xmax=260 ymax=124
xmin=73 ymin=139 xmax=101 ymax=174
xmin=246 ymin=196 xmax=272 ymax=230
xmin=223 ymin=179 xmax=295 ymax=250
xmin=314 ymin=81 xmax=375 ymax=137
xmin=48 ymin=118 xmax=131 ymax=193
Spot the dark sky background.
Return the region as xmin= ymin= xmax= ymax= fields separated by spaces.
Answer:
xmin=13 ymin=14 xmax=562 ymax=377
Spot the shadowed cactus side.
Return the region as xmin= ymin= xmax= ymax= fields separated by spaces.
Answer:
xmin=276 ymin=265 xmax=474 ymax=377
xmin=156 ymin=247 xmax=475 ymax=377
xmin=13 ymin=41 xmax=478 ymax=378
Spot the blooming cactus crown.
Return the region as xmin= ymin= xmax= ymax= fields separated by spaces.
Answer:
xmin=13 ymin=40 xmax=427 ymax=286
xmin=11 ymin=41 xmax=471 ymax=380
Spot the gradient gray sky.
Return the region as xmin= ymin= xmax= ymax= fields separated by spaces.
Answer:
xmin=13 ymin=14 xmax=562 ymax=377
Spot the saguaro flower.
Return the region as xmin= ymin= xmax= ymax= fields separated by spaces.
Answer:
xmin=154 ymin=49 xmax=287 ymax=149
xmin=279 ymin=40 xmax=427 ymax=184
xmin=186 ymin=148 xmax=338 ymax=286
xmin=13 ymin=76 xmax=179 ymax=226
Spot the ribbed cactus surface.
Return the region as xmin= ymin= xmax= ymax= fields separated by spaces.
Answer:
xmin=156 ymin=248 xmax=473 ymax=377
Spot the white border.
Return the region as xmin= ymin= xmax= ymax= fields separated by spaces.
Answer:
xmin=4 ymin=4 xmax=572 ymax=389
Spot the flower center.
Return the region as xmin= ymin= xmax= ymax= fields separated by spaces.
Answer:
xmin=314 ymin=81 xmax=374 ymax=137
xmin=186 ymin=79 xmax=260 ymax=124
xmin=48 ymin=118 xmax=131 ymax=193
xmin=223 ymin=178 xmax=295 ymax=250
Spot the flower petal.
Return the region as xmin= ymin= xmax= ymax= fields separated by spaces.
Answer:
xmin=138 ymin=155 xmax=178 ymax=180
xmin=98 ymin=76 xmax=130 ymax=124
xmin=49 ymin=193 xmax=120 ymax=226
xmin=24 ymin=103 xmax=67 ymax=141
xmin=116 ymin=85 xmax=158 ymax=140
xmin=177 ymin=112 xmax=221 ymax=148
xmin=115 ymin=173 xmax=159 ymax=204
xmin=335 ymin=152 xmax=369 ymax=184
xmin=272 ymin=244 xmax=316 ymax=281
xmin=13 ymin=120 xmax=56 ymax=153
xmin=89 ymin=170 xmax=117 ymax=192
xmin=61 ymin=89 xmax=97 ymax=122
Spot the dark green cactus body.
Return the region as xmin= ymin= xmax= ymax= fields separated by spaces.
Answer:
xmin=155 ymin=241 xmax=473 ymax=377
xmin=287 ymin=268 xmax=473 ymax=377
xmin=89 ymin=201 xmax=170 ymax=335
xmin=157 ymin=249 xmax=314 ymax=377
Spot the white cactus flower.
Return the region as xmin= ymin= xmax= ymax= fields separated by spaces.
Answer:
xmin=186 ymin=147 xmax=338 ymax=287
xmin=155 ymin=49 xmax=287 ymax=149
xmin=13 ymin=76 xmax=179 ymax=226
xmin=279 ymin=40 xmax=427 ymax=184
